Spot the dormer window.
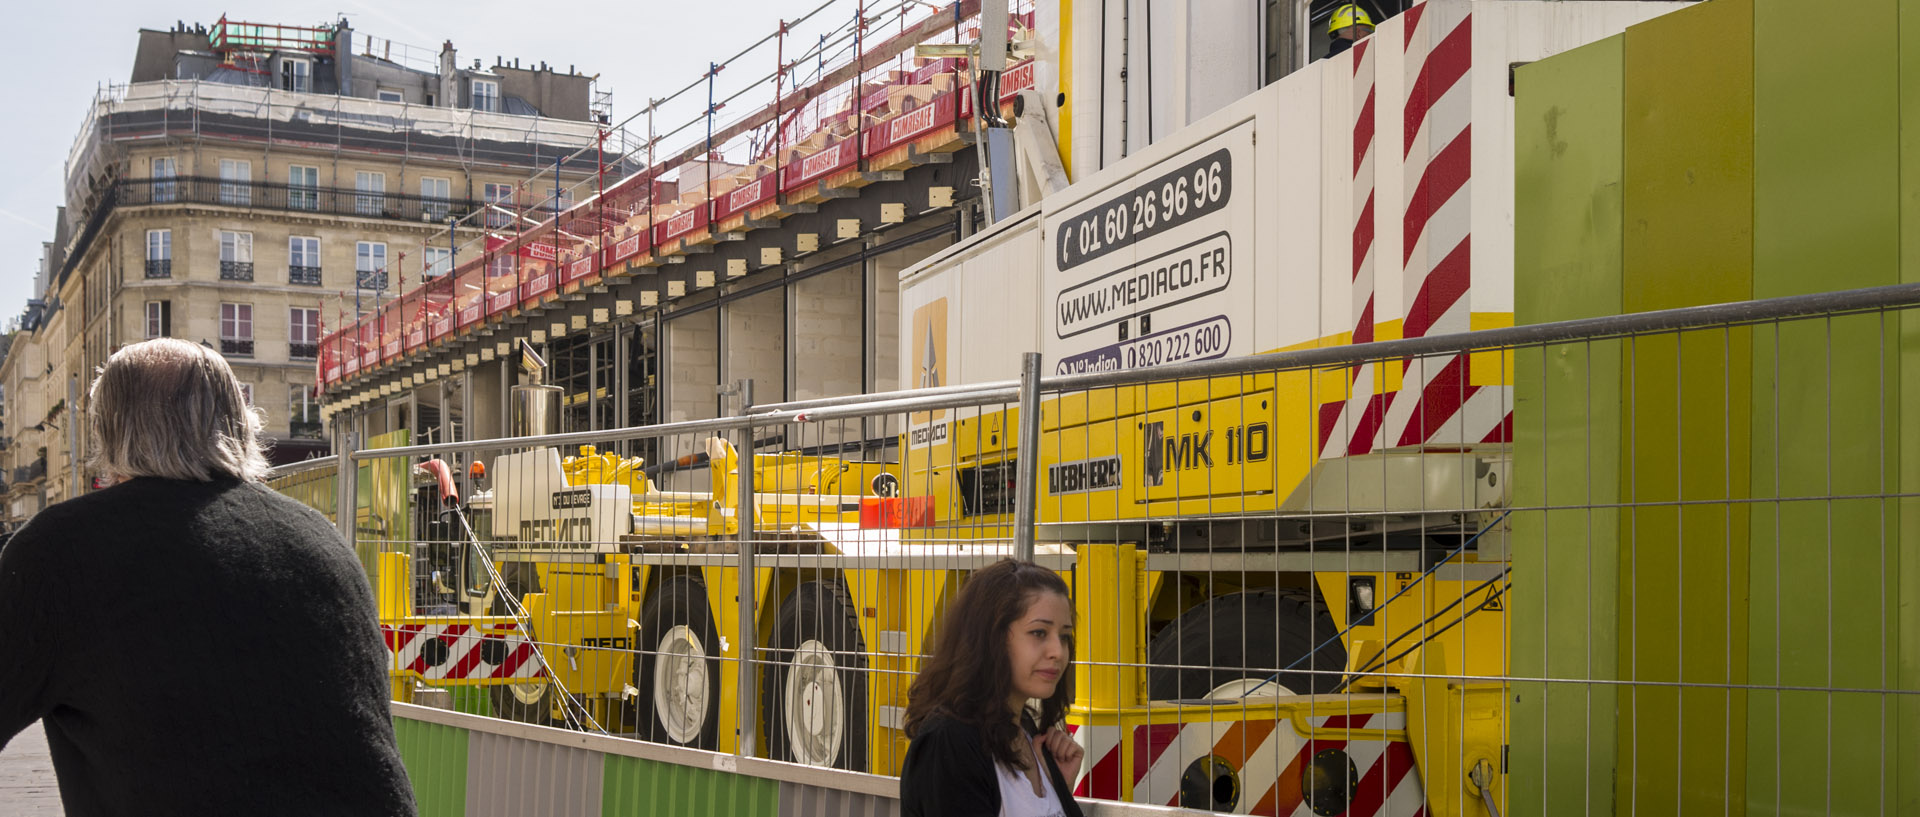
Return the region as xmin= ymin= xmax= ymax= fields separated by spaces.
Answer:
xmin=281 ymin=57 xmax=311 ymax=93
xmin=472 ymin=78 xmax=499 ymax=113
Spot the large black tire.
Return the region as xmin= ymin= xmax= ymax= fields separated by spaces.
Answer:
xmin=763 ymin=581 xmax=869 ymax=771
xmin=488 ymin=563 xmax=556 ymax=724
xmin=633 ymin=574 xmax=722 ymax=750
xmin=1146 ymin=589 xmax=1346 ymax=702
xmin=489 ymin=678 xmax=556 ymax=725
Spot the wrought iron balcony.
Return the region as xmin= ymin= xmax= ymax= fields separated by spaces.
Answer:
xmin=12 ymin=457 xmax=46 ymax=485
xmin=356 ymin=271 xmax=389 ymax=291
xmin=289 ymin=342 xmax=318 ymax=360
xmin=219 ymin=261 xmax=254 ymax=281
xmin=220 ymin=339 xmax=255 ymax=357
xmin=289 ymin=420 xmax=325 ymax=440
xmin=118 ymin=176 xmax=495 ymax=224
xmin=289 ymin=266 xmax=323 ymax=286
xmin=144 ymin=259 xmax=171 ymax=279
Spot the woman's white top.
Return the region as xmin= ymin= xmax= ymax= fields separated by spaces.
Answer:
xmin=994 ymin=757 xmax=1066 ymax=817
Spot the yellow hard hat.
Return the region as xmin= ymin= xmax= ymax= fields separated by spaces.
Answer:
xmin=1329 ymin=4 xmax=1374 ymax=34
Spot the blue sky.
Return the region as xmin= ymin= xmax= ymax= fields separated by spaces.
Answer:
xmin=0 ymin=0 xmax=874 ymax=324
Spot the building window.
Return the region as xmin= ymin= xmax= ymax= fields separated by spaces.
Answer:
xmin=288 ymin=165 xmax=319 ymax=211
xmin=281 ymin=58 xmax=311 ymax=93
xmin=421 ymin=176 xmax=451 ymax=221
xmin=488 ymin=253 xmax=516 ymax=279
xmin=218 ymin=159 xmax=251 ymax=206
xmin=472 ymin=79 xmax=499 ymax=113
xmin=145 ymin=229 xmax=171 ymax=279
xmin=424 ymin=247 xmax=453 ymax=278
xmin=355 ymin=171 xmax=386 ymax=217
xmin=239 ymin=383 xmax=254 ymax=406
xmin=289 ymin=307 xmax=320 ymax=360
xmin=484 ymin=182 xmax=515 ymax=229
xmin=219 ymin=303 xmax=254 ymax=357
xmin=151 ymin=157 xmax=177 ymax=203
xmin=289 ymin=236 xmax=321 ymax=285
xmin=219 ymin=231 xmax=254 ymax=281
xmin=289 ymin=385 xmax=323 ymax=439
xmin=376 ymin=89 xmax=404 ymax=103
xmin=145 ymin=301 xmax=171 ymax=339
xmin=356 ymin=241 xmax=388 ymax=290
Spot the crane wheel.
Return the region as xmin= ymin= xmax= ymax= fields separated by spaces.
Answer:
xmin=633 ymin=573 xmax=722 ymax=750
xmin=488 ymin=565 xmax=555 ymax=725
xmin=762 ymin=581 xmax=869 ymax=771
xmin=1146 ymin=588 xmax=1346 ymax=702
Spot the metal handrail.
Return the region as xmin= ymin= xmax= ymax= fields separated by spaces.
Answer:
xmin=265 ymin=454 xmax=337 ymax=479
xmin=1044 ymin=280 xmax=1920 ymax=394
xmin=341 ymin=281 xmax=1920 ymax=463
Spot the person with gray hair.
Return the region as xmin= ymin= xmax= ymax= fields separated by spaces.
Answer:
xmin=0 ymin=338 xmax=416 ymax=816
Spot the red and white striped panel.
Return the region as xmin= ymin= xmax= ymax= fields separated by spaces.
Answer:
xmin=1068 ymin=723 xmax=1123 ymax=800
xmin=1071 ymin=712 xmax=1423 ymax=816
xmin=1133 ymin=719 xmax=1297 ymax=813
xmin=1382 ymin=3 xmax=1511 ymax=449
xmin=382 ymin=622 xmax=545 ymax=681
xmin=1265 ymin=712 xmax=1424 ymax=817
xmin=1317 ymin=36 xmax=1387 ymax=460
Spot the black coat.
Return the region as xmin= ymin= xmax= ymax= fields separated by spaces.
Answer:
xmin=900 ymin=715 xmax=1086 ymax=817
xmin=0 ymin=477 xmax=417 ymax=816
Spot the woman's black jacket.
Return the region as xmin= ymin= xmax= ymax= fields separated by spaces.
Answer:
xmin=899 ymin=715 xmax=1085 ymax=817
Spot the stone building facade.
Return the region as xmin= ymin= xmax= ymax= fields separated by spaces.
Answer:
xmin=0 ymin=15 xmax=617 ymax=526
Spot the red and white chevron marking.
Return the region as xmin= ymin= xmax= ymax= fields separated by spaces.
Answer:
xmin=1266 ymin=712 xmax=1425 ymax=817
xmin=1318 ymin=37 xmax=1386 ymax=460
xmin=382 ymin=622 xmax=544 ymax=681
xmin=1382 ymin=3 xmax=1512 ymax=449
xmin=1068 ymin=722 xmax=1124 ymax=800
xmin=1068 ymin=711 xmax=1424 ymax=816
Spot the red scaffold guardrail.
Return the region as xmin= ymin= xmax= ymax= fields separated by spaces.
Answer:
xmin=319 ymin=1 xmax=1039 ymax=392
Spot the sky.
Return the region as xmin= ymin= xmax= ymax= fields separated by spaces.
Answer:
xmin=0 ymin=0 xmax=876 ymax=324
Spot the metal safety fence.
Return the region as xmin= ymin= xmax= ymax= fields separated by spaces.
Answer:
xmin=275 ymin=281 xmax=1920 ymax=817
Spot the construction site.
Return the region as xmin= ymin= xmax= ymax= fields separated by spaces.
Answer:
xmin=6 ymin=0 xmax=1916 ymax=814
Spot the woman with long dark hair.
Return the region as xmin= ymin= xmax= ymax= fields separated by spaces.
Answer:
xmin=899 ymin=559 xmax=1085 ymax=817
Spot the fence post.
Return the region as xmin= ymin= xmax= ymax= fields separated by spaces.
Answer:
xmin=334 ymin=427 xmax=357 ymax=544
xmin=734 ymin=379 xmax=759 ymax=758
xmin=1013 ymin=352 xmax=1042 ymax=562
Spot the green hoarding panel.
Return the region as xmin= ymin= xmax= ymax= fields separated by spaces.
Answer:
xmin=1903 ymin=0 xmax=1920 ymax=808
xmin=601 ymin=754 xmax=779 ymax=817
xmin=393 ymin=717 xmax=470 ymax=817
xmin=1511 ymin=32 xmax=1625 ymax=817
xmin=1749 ymin=0 xmax=1906 ymax=813
xmin=1619 ymin=0 xmax=1754 ymax=813
xmin=357 ymin=429 xmax=413 ymax=585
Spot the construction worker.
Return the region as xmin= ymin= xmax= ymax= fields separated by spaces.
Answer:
xmin=1326 ymin=3 xmax=1375 ymax=58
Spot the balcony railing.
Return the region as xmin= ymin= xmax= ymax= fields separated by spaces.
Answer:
xmin=118 ymin=176 xmax=501 ymax=224
xmin=219 ymin=261 xmax=254 ymax=281
xmin=289 ymin=420 xmax=324 ymax=440
xmin=356 ymin=271 xmax=389 ymax=291
xmin=12 ymin=458 xmax=46 ymax=485
xmin=289 ymin=266 xmax=323 ymax=286
xmin=220 ymin=338 xmax=255 ymax=357
xmin=144 ymin=259 xmax=172 ymax=279
xmin=289 ymin=342 xmax=318 ymax=360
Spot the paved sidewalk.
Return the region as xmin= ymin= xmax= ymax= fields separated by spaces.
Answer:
xmin=0 ymin=721 xmax=64 ymax=815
